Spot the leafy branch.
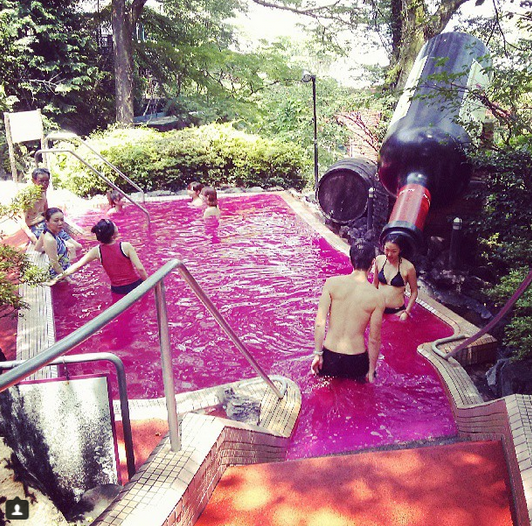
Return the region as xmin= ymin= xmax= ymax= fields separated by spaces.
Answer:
xmin=0 ymin=185 xmax=50 ymax=319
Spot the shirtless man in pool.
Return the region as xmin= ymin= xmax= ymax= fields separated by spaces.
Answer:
xmin=311 ymin=241 xmax=385 ymax=383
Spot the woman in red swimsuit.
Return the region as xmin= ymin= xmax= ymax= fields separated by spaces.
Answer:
xmin=373 ymin=234 xmax=418 ymax=320
xmin=53 ymin=218 xmax=148 ymax=295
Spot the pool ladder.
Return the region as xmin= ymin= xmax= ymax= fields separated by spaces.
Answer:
xmin=35 ymin=131 xmax=151 ymax=227
xmin=0 ymin=259 xmax=285 ymax=479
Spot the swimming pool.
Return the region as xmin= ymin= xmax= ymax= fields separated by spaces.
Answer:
xmin=52 ymin=193 xmax=456 ymax=459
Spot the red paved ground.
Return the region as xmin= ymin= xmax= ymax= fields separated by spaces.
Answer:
xmin=115 ymin=418 xmax=168 ymax=484
xmin=0 ymin=315 xmax=17 ymax=362
xmin=195 ymin=441 xmax=515 ymax=526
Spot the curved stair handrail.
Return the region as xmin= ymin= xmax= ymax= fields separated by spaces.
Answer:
xmin=433 ymin=267 xmax=532 ymax=360
xmin=44 ymin=131 xmax=146 ymax=203
xmin=35 ymin=147 xmax=151 ymax=227
xmin=1 ymin=259 xmax=284 ymax=454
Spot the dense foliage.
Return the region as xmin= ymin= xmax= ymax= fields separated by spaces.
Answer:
xmin=246 ymin=0 xmax=487 ymax=88
xmin=0 ymin=185 xmax=51 ymax=318
xmin=0 ymin=0 xmax=110 ymax=131
xmin=52 ymin=124 xmax=309 ymax=195
xmin=0 ymin=0 xmax=112 ymax=178
xmin=466 ymin=143 xmax=532 ymax=361
xmin=459 ymin=14 xmax=532 ymax=360
xmin=483 ymin=268 xmax=532 ymax=361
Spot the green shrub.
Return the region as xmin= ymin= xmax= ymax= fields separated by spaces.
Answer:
xmin=53 ymin=123 xmax=308 ymax=196
xmin=466 ymin=145 xmax=532 ymax=361
xmin=484 ymin=268 xmax=532 ymax=361
xmin=0 ymin=185 xmax=51 ymax=318
xmin=470 ymin=148 xmax=532 ymax=272
xmin=0 ymin=184 xmax=43 ymax=220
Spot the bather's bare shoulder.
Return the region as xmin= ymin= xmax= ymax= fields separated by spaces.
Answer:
xmin=324 ymin=275 xmax=349 ymax=287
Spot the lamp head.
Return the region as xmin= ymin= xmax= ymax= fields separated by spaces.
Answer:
xmin=301 ymin=71 xmax=315 ymax=83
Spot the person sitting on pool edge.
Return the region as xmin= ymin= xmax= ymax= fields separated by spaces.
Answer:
xmin=201 ymin=186 xmax=221 ymax=219
xmin=311 ymin=240 xmax=385 ymax=383
xmin=187 ymin=181 xmax=204 ymax=207
xmin=35 ymin=207 xmax=74 ymax=281
xmin=373 ymin=233 xmax=418 ymax=321
xmin=52 ymin=218 xmax=148 ymax=295
xmin=21 ymin=167 xmax=82 ymax=255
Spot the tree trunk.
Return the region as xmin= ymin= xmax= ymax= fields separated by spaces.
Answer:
xmin=112 ymin=0 xmax=134 ymax=125
xmin=249 ymin=0 xmax=476 ymax=91
xmin=391 ymin=0 xmax=432 ymax=89
xmin=392 ymin=0 xmax=473 ymax=89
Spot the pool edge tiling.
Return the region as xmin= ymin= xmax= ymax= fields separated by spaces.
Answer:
xmin=13 ymin=190 xmax=532 ymax=526
xmin=95 ymin=376 xmax=301 ymax=526
xmin=16 ymin=247 xmax=58 ymax=380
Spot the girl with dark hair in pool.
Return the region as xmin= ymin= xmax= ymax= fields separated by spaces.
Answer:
xmin=54 ymin=218 xmax=148 ymax=294
xmin=201 ymin=186 xmax=221 ymax=219
xmin=187 ymin=181 xmax=204 ymax=207
xmin=107 ymin=189 xmax=125 ymax=215
xmin=372 ymin=234 xmax=418 ymax=320
xmin=36 ymin=207 xmax=73 ymax=280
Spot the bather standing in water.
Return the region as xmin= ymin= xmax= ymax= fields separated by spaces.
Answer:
xmin=52 ymin=218 xmax=148 ymax=295
xmin=187 ymin=181 xmax=204 ymax=207
xmin=311 ymin=241 xmax=385 ymax=383
xmin=373 ymin=234 xmax=418 ymax=321
xmin=36 ymin=207 xmax=73 ymax=280
xmin=201 ymin=186 xmax=221 ymax=219
xmin=107 ymin=189 xmax=125 ymax=215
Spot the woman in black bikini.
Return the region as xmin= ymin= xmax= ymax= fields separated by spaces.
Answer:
xmin=373 ymin=234 xmax=418 ymax=320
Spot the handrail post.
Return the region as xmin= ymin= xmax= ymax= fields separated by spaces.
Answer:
xmin=176 ymin=262 xmax=284 ymax=400
xmin=155 ymin=281 xmax=180 ymax=451
xmin=111 ymin=355 xmax=136 ymax=479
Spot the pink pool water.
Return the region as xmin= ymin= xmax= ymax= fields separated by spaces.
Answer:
xmin=53 ymin=193 xmax=456 ymax=458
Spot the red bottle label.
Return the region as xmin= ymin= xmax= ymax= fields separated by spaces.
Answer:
xmin=388 ymin=184 xmax=432 ymax=231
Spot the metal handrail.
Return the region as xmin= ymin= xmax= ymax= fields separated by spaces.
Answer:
xmin=45 ymin=131 xmax=146 ymax=203
xmin=176 ymin=262 xmax=285 ymax=399
xmin=35 ymin=148 xmax=151 ymax=227
xmin=0 ymin=352 xmax=137 ymax=480
xmin=2 ymin=258 xmax=284 ymax=453
xmin=433 ymin=267 xmax=532 ymax=360
xmin=0 ymin=260 xmax=180 ymax=450
xmin=431 ymin=334 xmax=468 ymax=359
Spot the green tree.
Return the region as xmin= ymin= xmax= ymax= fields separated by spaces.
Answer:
xmin=112 ymin=0 xmax=147 ymax=124
xmin=109 ymin=0 xmax=246 ymax=124
xmin=253 ymin=78 xmax=352 ymax=175
xmin=0 ymin=0 xmax=110 ymax=134
xmin=134 ymin=3 xmax=280 ymax=122
xmin=247 ymin=0 xmax=494 ymax=88
xmin=251 ymin=67 xmax=395 ymax=178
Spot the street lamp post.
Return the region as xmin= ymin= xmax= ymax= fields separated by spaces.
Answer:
xmin=302 ymin=71 xmax=318 ymax=190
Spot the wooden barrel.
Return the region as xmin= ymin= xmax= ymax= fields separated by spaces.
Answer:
xmin=316 ymin=157 xmax=378 ymax=224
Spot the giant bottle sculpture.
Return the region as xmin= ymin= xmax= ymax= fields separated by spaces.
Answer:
xmin=378 ymin=32 xmax=491 ymax=254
